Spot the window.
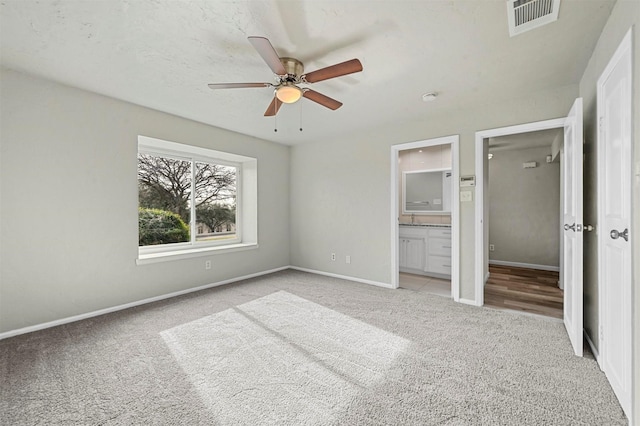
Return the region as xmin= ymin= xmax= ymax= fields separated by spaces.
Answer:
xmin=137 ymin=136 xmax=257 ymax=263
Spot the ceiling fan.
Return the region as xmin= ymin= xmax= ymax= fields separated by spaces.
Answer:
xmin=208 ymin=36 xmax=363 ymax=116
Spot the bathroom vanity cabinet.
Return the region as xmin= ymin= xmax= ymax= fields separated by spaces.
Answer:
xmin=399 ymin=225 xmax=451 ymax=278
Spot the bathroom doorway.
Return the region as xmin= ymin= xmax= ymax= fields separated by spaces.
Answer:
xmin=390 ymin=135 xmax=460 ymax=301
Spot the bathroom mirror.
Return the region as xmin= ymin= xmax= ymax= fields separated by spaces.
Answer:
xmin=402 ymin=168 xmax=452 ymax=214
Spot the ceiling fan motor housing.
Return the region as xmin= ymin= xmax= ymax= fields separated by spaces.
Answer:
xmin=279 ymin=57 xmax=304 ymax=81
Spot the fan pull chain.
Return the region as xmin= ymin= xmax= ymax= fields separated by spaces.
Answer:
xmin=274 ymin=97 xmax=278 ymax=132
xmin=299 ymin=100 xmax=303 ymax=132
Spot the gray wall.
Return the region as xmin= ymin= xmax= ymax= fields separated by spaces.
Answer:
xmin=0 ymin=68 xmax=290 ymax=333
xmin=290 ymin=83 xmax=578 ymax=298
xmin=488 ymin=146 xmax=560 ymax=267
xmin=577 ymin=0 xmax=640 ymax=418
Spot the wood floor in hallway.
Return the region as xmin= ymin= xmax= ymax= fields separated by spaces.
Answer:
xmin=484 ymin=265 xmax=563 ymax=319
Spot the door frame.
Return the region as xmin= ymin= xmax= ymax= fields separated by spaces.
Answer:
xmin=474 ymin=118 xmax=566 ymax=306
xmin=596 ymin=27 xmax=634 ymax=422
xmin=390 ymin=135 xmax=460 ymax=302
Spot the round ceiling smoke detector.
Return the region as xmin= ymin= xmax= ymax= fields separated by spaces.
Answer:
xmin=422 ymin=92 xmax=438 ymax=102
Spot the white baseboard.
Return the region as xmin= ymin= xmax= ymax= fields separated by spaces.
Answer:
xmin=584 ymin=329 xmax=600 ymax=365
xmin=289 ymin=266 xmax=395 ymax=289
xmin=489 ymin=260 xmax=560 ymax=272
xmin=0 ymin=266 xmax=289 ymax=341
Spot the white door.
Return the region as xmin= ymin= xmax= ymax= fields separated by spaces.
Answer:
xmin=597 ymin=29 xmax=632 ymax=420
xmin=562 ymin=98 xmax=583 ymax=357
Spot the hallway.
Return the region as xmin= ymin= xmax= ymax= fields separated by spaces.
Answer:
xmin=484 ymin=265 xmax=563 ymax=319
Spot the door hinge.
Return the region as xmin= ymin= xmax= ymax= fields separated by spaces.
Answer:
xmin=599 ymin=325 xmax=604 ymax=343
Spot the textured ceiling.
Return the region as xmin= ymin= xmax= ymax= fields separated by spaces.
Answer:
xmin=0 ymin=0 xmax=615 ymax=146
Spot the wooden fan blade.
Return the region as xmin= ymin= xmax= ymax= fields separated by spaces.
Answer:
xmin=208 ymin=83 xmax=272 ymax=89
xmin=302 ymin=59 xmax=362 ymax=83
xmin=248 ymin=36 xmax=287 ymax=75
xmin=264 ymin=97 xmax=283 ymax=116
xmin=303 ymin=89 xmax=343 ymax=110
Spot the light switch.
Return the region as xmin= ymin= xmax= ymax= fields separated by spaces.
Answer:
xmin=460 ymin=191 xmax=473 ymax=202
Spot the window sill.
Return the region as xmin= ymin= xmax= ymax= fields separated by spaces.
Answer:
xmin=136 ymin=243 xmax=258 ymax=265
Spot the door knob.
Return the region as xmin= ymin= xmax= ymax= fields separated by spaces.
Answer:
xmin=610 ymin=228 xmax=629 ymax=242
xmin=564 ymin=223 xmax=576 ymax=231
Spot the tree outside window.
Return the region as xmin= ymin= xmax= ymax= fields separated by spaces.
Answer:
xmin=137 ymin=153 xmax=237 ymax=247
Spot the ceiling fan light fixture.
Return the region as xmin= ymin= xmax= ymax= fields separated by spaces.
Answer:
xmin=276 ymin=85 xmax=302 ymax=104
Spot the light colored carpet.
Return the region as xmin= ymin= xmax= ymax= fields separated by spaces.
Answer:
xmin=0 ymin=270 xmax=627 ymax=425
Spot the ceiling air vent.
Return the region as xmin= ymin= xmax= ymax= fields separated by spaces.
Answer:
xmin=507 ymin=0 xmax=560 ymax=37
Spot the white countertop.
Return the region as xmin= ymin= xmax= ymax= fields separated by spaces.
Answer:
xmin=399 ymin=223 xmax=451 ymax=228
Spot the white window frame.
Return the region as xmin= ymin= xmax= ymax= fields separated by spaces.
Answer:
xmin=137 ymin=136 xmax=258 ymax=264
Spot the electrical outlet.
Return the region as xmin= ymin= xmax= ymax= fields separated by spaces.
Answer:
xmin=346 ymin=255 xmax=351 ymax=264
xmin=331 ymin=253 xmax=336 ymax=261
xmin=205 ymin=260 xmax=211 ymax=270
xmin=489 ymin=244 xmax=495 ymax=252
